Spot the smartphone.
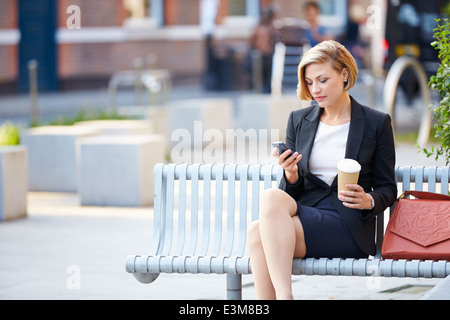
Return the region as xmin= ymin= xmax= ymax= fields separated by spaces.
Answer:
xmin=272 ymin=141 xmax=294 ymax=158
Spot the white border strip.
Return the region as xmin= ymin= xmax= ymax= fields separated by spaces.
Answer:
xmin=57 ymin=25 xmax=205 ymax=43
xmin=56 ymin=24 xmax=254 ymax=44
xmin=0 ymin=29 xmax=20 ymax=45
xmin=0 ymin=24 xmax=250 ymax=46
xmin=56 ymin=27 xmax=127 ymax=44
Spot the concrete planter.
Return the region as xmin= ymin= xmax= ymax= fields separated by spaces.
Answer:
xmin=168 ymin=98 xmax=233 ymax=148
xmin=21 ymin=126 xmax=100 ymax=192
xmin=0 ymin=146 xmax=28 ymax=221
xmin=73 ymin=119 xmax=152 ymax=136
xmin=79 ymin=134 xmax=165 ymax=207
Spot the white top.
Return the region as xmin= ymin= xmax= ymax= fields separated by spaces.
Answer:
xmin=309 ymin=121 xmax=350 ymax=186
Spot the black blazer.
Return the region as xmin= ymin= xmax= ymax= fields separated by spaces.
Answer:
xmin=278 ymin=96 xmax=397 ymax=256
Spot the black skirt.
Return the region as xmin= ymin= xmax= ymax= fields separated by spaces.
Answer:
xmin=297 ymin=195 xmax=368 ymax=259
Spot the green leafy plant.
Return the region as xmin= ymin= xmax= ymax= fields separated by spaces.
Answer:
xmin=0 ymin=121 xmax=21 ymax=146
xmin=49 ymin=109 xmax=130 ymax=126
xmin=422 ymin=18 xmax=450 ymax=165
xmin=30 ymin=108 xmax=132 ymax=127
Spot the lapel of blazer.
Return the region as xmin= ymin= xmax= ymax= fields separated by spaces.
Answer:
xmin=297 ymin=104 xmax=321 ymax=175
xmin=345 ymin=97 xmax=365 ymax=160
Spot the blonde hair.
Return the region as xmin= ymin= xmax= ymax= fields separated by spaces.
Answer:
xmin=297 ymin=40 xmax=358 ymax=101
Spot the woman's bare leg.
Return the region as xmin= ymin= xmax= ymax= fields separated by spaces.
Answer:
xmin=247 ymin=188 xmax=306 ymax=300
xmin=247 ymin=221 xmax=276 ymax=299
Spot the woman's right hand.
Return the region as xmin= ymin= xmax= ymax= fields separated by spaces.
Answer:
xmin=272 ymin=147 xmax=302 ymax=184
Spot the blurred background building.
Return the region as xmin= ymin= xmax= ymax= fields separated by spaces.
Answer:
xmin=0 ymin=0 xmax=447 ymax=95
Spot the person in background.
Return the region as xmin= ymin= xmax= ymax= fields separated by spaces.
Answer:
xmin=345 ymin=2 xmax=369 ymax=69
xmin=304 ymin=1 xmax=333 ymax=46
xmin=248 ymin=7 xmax=278 ymax=93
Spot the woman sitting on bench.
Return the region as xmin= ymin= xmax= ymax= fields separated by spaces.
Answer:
xmin=247 ymin=40 xmax=398 ymax=300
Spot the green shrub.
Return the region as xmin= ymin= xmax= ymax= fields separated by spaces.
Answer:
xmin=422 ymin=18 xmax=450 ymax=165
xmin=0 ymin=121 xmax=21 ymax=146
xmin=50 ymin=109 xmax=131 ymax=126
xmin=30 ymin=109 xmax=132 ymax=127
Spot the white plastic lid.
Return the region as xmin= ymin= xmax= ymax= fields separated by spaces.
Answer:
xmin=337 ymin=158 xmax=361 ymax=173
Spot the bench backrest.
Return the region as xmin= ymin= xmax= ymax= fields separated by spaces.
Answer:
xmin=152 ymin=164 xmax=450 ymax=258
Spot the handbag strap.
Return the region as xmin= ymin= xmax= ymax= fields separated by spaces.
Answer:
xmin=400 ymin=190 xmax=450 ymax=201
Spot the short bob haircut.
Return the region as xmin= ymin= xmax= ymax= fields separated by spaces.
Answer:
xmin=297 ymin=40 xmax=358 ymax=101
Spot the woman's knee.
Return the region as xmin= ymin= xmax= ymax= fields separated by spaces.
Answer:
xmin=260 ymin=188 xmax=284 ymax=208
xmin=260 ymin=188 xmax=294 ymax=218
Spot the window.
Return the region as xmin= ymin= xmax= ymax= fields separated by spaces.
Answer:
xmin=319 ymin=0 xmax=336 ymax=15
xmin=222 ymin=0 xmax=260 ymax=27
xmin=123 ymin=0 xmax=163 ymax=26
xmin=124 ymin=0 xmax=149 ymax=19
xmin=229 ymin=0 xmax=246 ymax=16
xmin=318 ymin=0 xmax=347 ymax=36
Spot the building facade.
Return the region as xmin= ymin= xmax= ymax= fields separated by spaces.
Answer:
xmin=0 ymin=0 xmax=372 ymax=93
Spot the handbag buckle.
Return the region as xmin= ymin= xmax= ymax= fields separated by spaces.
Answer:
xmin=398 ymin=191 xmax=408 ymax=200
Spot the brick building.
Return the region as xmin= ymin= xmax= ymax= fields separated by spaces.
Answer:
xmin=0 ymin=0 xmax=371 ymax=93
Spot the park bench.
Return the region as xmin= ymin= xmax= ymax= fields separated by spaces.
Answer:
xmin=125 ymin=163 xmax=450 ymax=300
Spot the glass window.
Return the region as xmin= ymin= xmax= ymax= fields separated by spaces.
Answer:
xmin=124 ymin=0 xmax=149 ymax=19
xmin=319 ymin=0 xmax=335 ymax=15
xmin=123 ymin=0 xmax=163 ymax=26
xmin=229 ymin=0 xmax=247 ymax=16
xmin=317 ymin=0 xmax=347 ymax=35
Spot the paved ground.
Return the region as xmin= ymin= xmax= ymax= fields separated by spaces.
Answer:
xmin=0 ymin=190 xmax=443 ymax=301
xmin=0 ymin=78 xmax=448 ymax=301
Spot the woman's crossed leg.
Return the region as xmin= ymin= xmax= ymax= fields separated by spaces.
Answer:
xmin=247 ymin=188 xmax=307 ymax=300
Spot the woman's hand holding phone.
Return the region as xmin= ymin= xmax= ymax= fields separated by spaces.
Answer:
xmin=271 ymin=142 xmax=302 ymax=184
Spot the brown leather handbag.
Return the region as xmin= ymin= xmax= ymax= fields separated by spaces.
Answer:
xmin=381 ymin=190 xmax=450 ymax=260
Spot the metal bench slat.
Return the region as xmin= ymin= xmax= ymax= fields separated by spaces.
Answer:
xmin=439 ymin=166 xmax=449 ymax=194
xmin=237 ymin=165 xmax=249 ymax=257
xmin=212 ymin=164 xmax=225 ymax=257
xmin=199 ymin=164 xmax=213 ymax=256
xmin=151 ymin=164 xmax=164 ymax=255
xmin=251 ymin=165 xmax=261 ymax=223
xmin=401 ymin=166 xmax=411 ymax=193
xmin=128 ymin=254 xmax=450 ymax=278
xmin=427 ymin=166 xmax=437 ymax=193
xmin=161 ymin=164 xmax=175 ymax=256
xmin=263 ymin=165 xmax=273 ymax=189
xmin=174 ymin=164 xmax=187 ymax=256
xmin=414 ymin=166 xmax=424 ymax=191
xmin=225 ymin=165 xmax=237 ymax=256
xmin=187 ymin=164 xmax=200 ymax=256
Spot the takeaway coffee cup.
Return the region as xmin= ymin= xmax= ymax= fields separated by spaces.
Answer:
xmin=337 ymin=159 xmax=361 ymax=193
